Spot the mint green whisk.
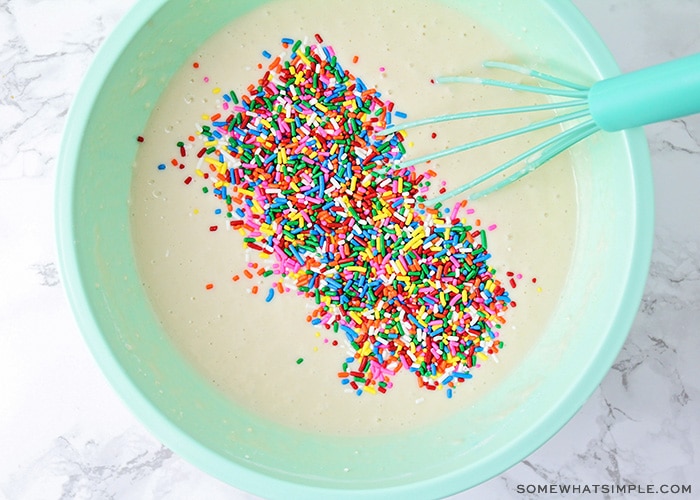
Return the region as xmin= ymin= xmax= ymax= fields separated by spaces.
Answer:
xmin=377 ymin=53 xmax=700 ymax=204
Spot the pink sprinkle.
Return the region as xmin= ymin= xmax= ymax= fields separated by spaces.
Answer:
xmin=488 ymin=224 xmax=497 ymax=231
xmin=203 ymin=76 xmax=209 ymax=83
xmin=466 ymin=208 xmax=475 ymax=214
xmin=379 ymin=66 xmax=385 ymax=72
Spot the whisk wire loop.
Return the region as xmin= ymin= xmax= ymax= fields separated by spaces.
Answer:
xmin=391 ymin=107 xmax=591 ymax=168
xmin=481 ymin=61 xmax=590 ymax=91
xmin=427 ymin=119 xmax=599 ymax=205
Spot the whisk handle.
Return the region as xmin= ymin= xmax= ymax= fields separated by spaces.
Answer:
xmin=588 ymin=53 xmax=700 ymax=132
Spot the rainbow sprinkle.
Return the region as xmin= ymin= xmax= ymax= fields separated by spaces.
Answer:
xmin=158 ymin=37 xmax=516 ymax=396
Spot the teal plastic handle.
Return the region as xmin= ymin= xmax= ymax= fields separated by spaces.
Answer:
xmin=588 ymin=53 xmax=700 ymax=132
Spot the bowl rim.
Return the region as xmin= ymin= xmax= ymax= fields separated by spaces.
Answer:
xmin=55 ymin=0 xmax=654 ymax=498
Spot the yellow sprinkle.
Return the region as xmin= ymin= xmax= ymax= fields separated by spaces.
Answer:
xmin=477 ymin=352 xmax=488 ymax=361
xmin=237 ymin=188 xmax=254 ymax=197
xmin=201 ymin=114 xmax=210 ymax=121
xmin=363 ymin=385 xmax=377 ymax=395
xmin=360 ymin=340 xmax=372 ymax=356
xmin=350 ymin=176 xmax=357 ymax=192
xmin=408 ymin=141 xmax=414 ymax=148
xmin=193 ymin=208 xmax=199 ymax=215
xmin=345 ymin=266 xmax=366 ymax=273
xmin=251 ymin=200 xmax=264 ymax=214
xmin=194 ymin=168 xmax=205 ymax=178
xmin=411 ymin=226 xmax=424 ymax=238
xmin=289 ymin=182 xmax=300 ymax=192
xmin=204 ymin=157 xmax=224 ymax=169
xmin=537 ymin=286 xmax=543 ymax=293
xmin=296 ymin=50 xmax=312 ymax=66
xmin=395 ymin=259 xmax=407 ymax=275
xmin=349 ymin=311 xmax=363 ymax=325
xmin=212 ymin=87 xmax=221 ymax=94
xmin=313 ymin=346 xmax=319 ymax=352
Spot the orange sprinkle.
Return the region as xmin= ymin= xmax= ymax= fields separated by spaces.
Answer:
xmin=256 ymin=267 xmax=266 ymax=276
xmin=268 ymin=56 xmax=281 ymax=70
xmin=232 ymin=275 xmax=240 ymax=282
xmin=475 ymin=219 xmax=481 ymax=226
xmin=170 ymin=158 xmax=178 ymax=166
xmin=243 ymin=269 xmax=253 ymax=279
xmin=352 ymin=55 xmax=359 ymax=64
xmin=205 ymin=283 xmax=214 ymax=290
xmin=251 ymin=285 xmax=259 ymax=294
xmin=276 ymin=281 xmax=284 ymax=293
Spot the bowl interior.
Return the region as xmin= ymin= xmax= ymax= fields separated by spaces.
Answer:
xmin=56 ymin=0 xmax=652 ymax=498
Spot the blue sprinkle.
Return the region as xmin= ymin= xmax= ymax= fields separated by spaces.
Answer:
xmin=394 ymin=110 xmax=408 ymax=119
xmin=281 ymin=37 xmax=294 ymax=44
xmin=265 ymin=288 xmax=275 ymax=302
xmin=157 ymin=164 xmax=166 ymax=170
xmin=262 ymin=50 xmax=272 ymax=59
xmin=341 ymin=325 xmax=358 ymax=341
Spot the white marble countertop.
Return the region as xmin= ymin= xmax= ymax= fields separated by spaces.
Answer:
xmin=1 ymin=1 xmax=698 ymax=498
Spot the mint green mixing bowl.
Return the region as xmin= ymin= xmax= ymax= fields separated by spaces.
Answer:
xmin=56 ymin=0 xmax=653 ymax=498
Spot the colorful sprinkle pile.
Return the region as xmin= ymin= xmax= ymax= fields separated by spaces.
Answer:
xmin=157 ymin=37 xmax=517 ymax=397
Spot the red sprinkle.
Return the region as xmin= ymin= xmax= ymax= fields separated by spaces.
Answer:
xmin=136 ymin=135 xmax=144 ymax=143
